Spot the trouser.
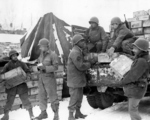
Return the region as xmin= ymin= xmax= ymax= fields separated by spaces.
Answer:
xmin=122 ymin=38 xmax=136 ymax=55
xmin=38 ymin=73 xmax=59 ymax=111
xmin=128 ymin=98 xmax=141 ymax=120
xmin=87 ymin=42 xmax=102 ymax=53
xmin=68 ymin=87 xmax=83 ymax=112
xmin=4 ymin=92 xmax=31 ymax=113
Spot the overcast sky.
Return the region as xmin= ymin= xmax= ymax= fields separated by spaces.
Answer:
xmin=0 ymin=0 xmax=150 ymax=31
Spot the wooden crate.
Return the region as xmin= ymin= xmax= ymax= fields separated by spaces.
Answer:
xmin=127 ymin=18 xmax=137 ymax=22
xmin=144 ymin=27 xmax=150 ymax=34
xmin=138 ymin=15 xmax=149 ymax=21
xmin=56 ymin=78 xmax=63 ymax=85
xmin=133 ymin=10 xmax=148 ymax=17
xmin=0 ymin=93 xmax=7 ymax=101
xmin=143 ymin=20 xmax=150 ymax=27
xmin=110 ymin=55 xmax=133 ymax=78
xmin=145 ymin=34 xmax=150 ymax=40
xmin=0 ymin=82 xmax=5 ymax=93
xmin=1 ymin=67 xmax=27 ymax=89
xmin=28 ymin=87 xmax=38 ymax=96
xmin=57 ymin=84 xmax=63 ymax=91
xmin=131 ymin=28 xmax=144 ymax=35
xmin=131 ymin=21 xmax=143 ymax=28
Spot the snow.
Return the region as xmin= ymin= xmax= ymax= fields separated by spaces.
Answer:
xmin=0 ymin=96 xmax=150 ymax=120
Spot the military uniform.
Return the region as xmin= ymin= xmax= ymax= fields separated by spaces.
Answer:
xmin=108 ymin=24 xmax=135 ymax=54
xmin=1 ymin=60 xmax=32 ymax=116
xmin=38 ymin=50 xmax=59 ymax=116
xmin=67 ymin=45 xmax=91 ymax=113
xmin=85 ymin=26 xmax=108 ymax=52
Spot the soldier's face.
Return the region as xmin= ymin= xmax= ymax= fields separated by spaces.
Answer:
xmin=132 ymin=46 xmax=141 ymax=55
xmin=40 ymin=45 xmax=49 ymax=52
xmin=78 ymin=39 xmax=86 ymax=49
xmin=90 ymin=22 xmax=97 ymax=28
xmin=111 ymin=23 xmax=119 ymax=30
xmin=11 ymin=54 xmax=18 ymax=61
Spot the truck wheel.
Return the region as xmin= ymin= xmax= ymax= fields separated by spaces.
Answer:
xmin=95 ymin=92 xmax=114 ymax=109
xmin=87 ymin=95 xmax=98 ymax=109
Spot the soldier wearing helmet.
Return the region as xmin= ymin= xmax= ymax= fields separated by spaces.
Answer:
xmin=85 ymin=17 xmax=109 ymax=53
xmin=67 ymin=34 xmax=91 ymax=120
xmin=107 ymin=17 xmax=135 ymax=56
xmin=35 ymin=38 xmax=59 ymax=120
xmin=107 ymin=38 xmax=150 ymax=120
xmin=1 ymin=50 xmax=34 ymax=120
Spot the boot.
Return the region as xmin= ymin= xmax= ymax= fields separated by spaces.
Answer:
xmin=68 ymin=111 xmax=75 ymax=120
xmin=35 ymin=110 xmax=48 ymax=120
xmin=75 ymin=109 xmax=87 ymax=119
xmin=51 ymin=103 xmax=59 ymax=120
xmin=28 ymin=108 xmax=34 ymax=120
xmin=1 ymin=112 xmax=9 ymax=120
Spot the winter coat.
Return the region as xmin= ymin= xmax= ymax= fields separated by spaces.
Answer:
xmin=119 ymin=52 xmax=149 ymax=99
xmin=67 ymin=46 xmax=91 ymax=88
xmin=110 ymin=24 xmax=134 ymax=50
xmin=85 ymin=26 xmax=109 ymax=52
xmin=1 ymin=60 xmax=30 ymax=95
xmin=38 ymin=50 xmax=58 ymax=74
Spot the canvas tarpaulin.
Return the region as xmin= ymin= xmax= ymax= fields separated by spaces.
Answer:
xmin=20 ymin=12 xmax=72 ymax=61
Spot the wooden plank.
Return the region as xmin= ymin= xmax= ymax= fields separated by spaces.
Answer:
xmin=0 ymin=82 xmax=5 ymax=93
xmin=131 ymin=21 xmax=143 ymax=28
xmin=57 ymin=85 xmax=63 ymax=91
xmin=27 ymin=81 xmax=38 ymax=88
xmin=143 ymin=20 xmax=150 ymax=27
xmin=131 ymin=28 xmax=144 ymax=35
xmin=56 ymin=78 xmax=63 ymax=85
xmin=144 ymin=27 xmax=150 ymax=34
xmin=0 ymin=93 xmax=7 ymax=101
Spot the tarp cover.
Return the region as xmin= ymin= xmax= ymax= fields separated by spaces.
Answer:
xmin=20 ymin=12 xmax=72 ymax=61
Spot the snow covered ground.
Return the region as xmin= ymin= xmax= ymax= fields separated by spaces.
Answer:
xmin=0 ymin=96 xmax=150 ymax=120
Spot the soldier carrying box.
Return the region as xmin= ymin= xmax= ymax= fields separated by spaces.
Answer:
xmin=0 ymin=50 xmax=34 ymax=120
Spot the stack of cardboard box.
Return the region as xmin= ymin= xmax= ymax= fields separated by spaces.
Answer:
xmin=128 ymin=10 xmax=150 ymax=40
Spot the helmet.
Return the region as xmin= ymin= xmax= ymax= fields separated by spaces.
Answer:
xmin=89 ymin=17 xmax=99 ymax=25
xmin=111 ymin=17 xmax=122 ymax=25
xmin=9 ymin=50 xmax=19 ymax=58
xmin=72 ymin=34 xmax=84 ymax=45
xmin=133 ymin=38 xmax=149 ymax=51
xmin=38 ymin=38 xmax=49 ymax=46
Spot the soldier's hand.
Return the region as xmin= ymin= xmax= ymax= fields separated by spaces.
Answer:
xmin=38 ymin=65 xmax=46 ymax=70
xmin=107 ymin=47 xmax=115 ymax=57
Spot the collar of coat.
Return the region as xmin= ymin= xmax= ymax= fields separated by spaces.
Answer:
xmin=135 ymin=51 xmax=149 ymax=61
xmin=74 ymin=45 xmax=83 ymax=52
xmin=89 ymin=25 xmax=100 ymax=31
xmin=114 ymin=23 xmax=126 ymax=33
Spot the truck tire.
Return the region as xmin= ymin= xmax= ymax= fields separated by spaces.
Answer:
xmin=95 ymin=92 xmax=114 ymax=109
xmin=87 ymin=95 xmax=98 ymax=109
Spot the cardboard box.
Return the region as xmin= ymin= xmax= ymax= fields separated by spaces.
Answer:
xmin=133 ymin=10 xmax=148 ymax=17
xmin=127 ymin=18 xmax=137 ymax=22
xmin=131 ymin=21 xmax=142 ymax=28
xmin=1 ymin=67 xmax=27 ymax=89
xmin=138 ymin=15 xmax=149 ymax=21
xmin=143 ymin=20 xmax=150 ymax=27
xmin=144 ymin=27 xmax=150 ymax=34
xmin=110 ymin=55 xmax=133 ymax=78
xmin=145 ymin=34 xmax=150 ymax=40
xmin=132 ymin=28 xmax=144 ymax=35
xmin=98 ymin=53 xmax=111 ymax=63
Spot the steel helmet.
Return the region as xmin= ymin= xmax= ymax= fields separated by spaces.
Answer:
xmin=89 ymin=17 xmax=99 ymax=25
xmin=111 ymin=17 xmax=122 ymax=25
xmin=38 ymin=38 xmax=49 ymax=46
xmin=133 ymin=38 xmax=149 ymax=51
xmin=9 ymin=50 xmax=19 ymax=58
xmin=72 ymin=34 xmax=84 ymax=45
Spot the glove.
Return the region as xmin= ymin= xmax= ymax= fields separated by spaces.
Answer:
xmin=107 ymin=47 xmax=115 ymax=57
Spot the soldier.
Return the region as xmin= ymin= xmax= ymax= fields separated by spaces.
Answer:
xmin=107 ymin=17 xmax=136 ymax=56
xmin=67 ymin=34 xmax=91 ymax=120
xmin=105 ymin=38 xmax=149 ymax=120
xmin=85 ymin=17 xmax=109 ymax=53
xmin=35 ymin=38 xmax=59 ymax=120
xmin=0 ymin=50 xmax=34 ymax=120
